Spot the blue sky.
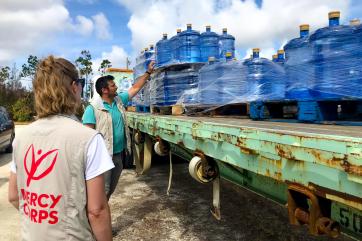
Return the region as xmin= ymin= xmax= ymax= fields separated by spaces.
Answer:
xmin=0 ymin=0 xmax=361 ymax=75
xmin=60 ymin=0 xmax=132 ymax=56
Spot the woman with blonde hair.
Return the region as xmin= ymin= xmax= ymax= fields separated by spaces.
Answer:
xmin=8 ymin=55 xmax=114 ymax=241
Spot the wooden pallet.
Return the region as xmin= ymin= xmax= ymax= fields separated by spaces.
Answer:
xmin=127 ymin=105 xmax=150 ymax=113
xmin=150 ymin=105 xmax=173 ymax=115
xmin=250 ymin=99 xmax=362 ymax=125
xmin=151 ymin=103 xmax=250 ymax=117
xmin=127 ymin=106 xmax=137 ymax=112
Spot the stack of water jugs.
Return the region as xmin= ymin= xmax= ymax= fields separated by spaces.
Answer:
xmin=151 ymin=24 xmax=236 ymax=106
xmin=284 ymin=11 xmax=362 ymax=101
xmin=145 ymin=11 xmax=362 ymax=109
xmin=133 ymin=45 xmax=155 ymax=106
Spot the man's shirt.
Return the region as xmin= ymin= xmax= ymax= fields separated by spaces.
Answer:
xmin=82 ymin=92 xmax=129 ymax=154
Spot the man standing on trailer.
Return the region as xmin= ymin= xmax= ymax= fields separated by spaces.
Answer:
xmin=82 ymin=61 xmax=154 ymax=200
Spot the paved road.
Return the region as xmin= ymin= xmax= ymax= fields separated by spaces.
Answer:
xmin=0 ymin=125 xmax=356 ymax=241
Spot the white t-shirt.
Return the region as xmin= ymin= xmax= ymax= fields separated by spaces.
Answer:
xmin=10 ymin=134 xmax=114 ymax=181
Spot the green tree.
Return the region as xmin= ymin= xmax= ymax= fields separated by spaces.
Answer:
xmin=20 ymin=55 xmax=39 ymax=78
xmin=75 ymin=50 xmax=93 ymax=99
xmin=98 ymin=59 xmax=112 ymax=74
xmin=12 ymin=93 xmax=34 ymax=121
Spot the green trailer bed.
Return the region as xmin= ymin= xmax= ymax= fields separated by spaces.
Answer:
xmin=127 ymin=112 xmax=362 ymax=239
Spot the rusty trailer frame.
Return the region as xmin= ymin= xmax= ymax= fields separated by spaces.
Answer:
xmin=127 ymin=112 xmax=362 ymax=239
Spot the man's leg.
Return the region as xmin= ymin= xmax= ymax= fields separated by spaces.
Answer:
xmin=107 ymin=151 xmax=124 ymax=200
xmin=104 ymin=170 xmax=111 ymax=197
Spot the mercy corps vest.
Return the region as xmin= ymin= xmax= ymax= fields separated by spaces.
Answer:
xmin=14 ymin=115 xmax=98 ymax=241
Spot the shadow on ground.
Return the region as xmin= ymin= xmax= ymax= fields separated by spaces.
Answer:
xmin=109 ymin=155 xmax=354 ymax=241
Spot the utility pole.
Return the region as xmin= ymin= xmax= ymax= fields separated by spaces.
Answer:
xmin=126 ymin=57 xmax=131 ymax=69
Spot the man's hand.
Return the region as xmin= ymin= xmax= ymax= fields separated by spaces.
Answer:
xmin=147 ymin=61 xmax=155 ymax=74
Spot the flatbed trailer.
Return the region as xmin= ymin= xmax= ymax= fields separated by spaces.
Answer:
xmin=127 ymin=112 xmax=362 ymax=240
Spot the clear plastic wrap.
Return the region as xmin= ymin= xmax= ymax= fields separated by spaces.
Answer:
xmin=149 ymin=56 xmax=285 ymax=108
xmin=285 ymin=14 xmax=362 ymax=100
xmin=134 ymin=47 xmax=155 ymax=81
xmin=309 ymin=22 xmax=362 ymax=99
xmin=243 ymin=56 xmax=286 ymax=101
xmin=132 ymin=47 xmax=154 ymax=106
xmin=147 ymin=14 xmax=362 ymax=111
xmin=284 ymin=26 xmax=314 ymax=100
xmin=150 ymin=63 xmax=204 ymax=106
xmin=131 ymin=82 xmax=150 ymax=107
xmin=197 ymin=59 xmax=254 ymax=105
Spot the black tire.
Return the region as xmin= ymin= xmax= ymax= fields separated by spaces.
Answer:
xmin=5 ymin=143 xmax=13 ymax=153
xmin=5 ymin=131 xmax=14 ymax=153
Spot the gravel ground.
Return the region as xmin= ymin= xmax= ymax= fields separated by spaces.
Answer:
xmin=109 ymin=157 xmax=355 ymax=241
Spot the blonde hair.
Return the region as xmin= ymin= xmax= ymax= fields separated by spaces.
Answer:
xmin=33 ymin=55 xmax=79 ymax=118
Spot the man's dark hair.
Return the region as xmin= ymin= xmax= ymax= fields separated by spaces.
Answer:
xmin=95 ymin=75 xmax=114 ymax=96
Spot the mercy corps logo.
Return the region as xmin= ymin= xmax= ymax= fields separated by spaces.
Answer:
xmin=21 ymin=144 xmax=62 ymax=224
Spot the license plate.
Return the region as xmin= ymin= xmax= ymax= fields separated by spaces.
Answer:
xmin=332 ymin=202 xmax=362 ymax=238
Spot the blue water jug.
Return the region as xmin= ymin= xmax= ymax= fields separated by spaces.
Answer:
xmin=350 ymin=19 xmax=362 ymax=98
xmin=276 ymin=50 xmax=285 ymax=64
xmin=178 ymin=24 xmax=201 ymax=63
xmin=151 ymin=64 xmax=203 ymax=106
xmin=284 ymin=24 xmax=314 ymax=100
xmin=134 ymin=48 xmax=147 ymax=80
xmin=200 ymin=26 xmax=220 ymax=62
xmin=220 ymin=52 xmax=249 ymax=103
xmin=219 ymin=28 xmax=235 ymax=60
xmin=156 ymin=33 xmax=172 ymax=67
xmin=244 ymin=48 xmax=286 ymax=101
xmin=170 ymin=29 xmax=181 ymax=63
xmin=272 ymin=54 xmax=278 ymax=62
xmin=150 ymin=71 xmax=166 ymax=106
xmin=198 ymin=56 xmax=223 ymax=105
xmin=310 ymin=11 xmax=360 ymax=99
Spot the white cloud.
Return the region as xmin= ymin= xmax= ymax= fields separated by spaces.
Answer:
xmin=0 ymin=0 xmax=70 ymax=65
xmin=73 ymin=15 xmax=94 ymax=36
xmin=0 ymin=1 xmax=113 ymax=65
xmin=92 ymin=45 xmax=129 ymax=73
xmin=117 ymin=0 xmax=350 ymax=58
xmin=92 ymin=13 xmax=112 ymax=40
